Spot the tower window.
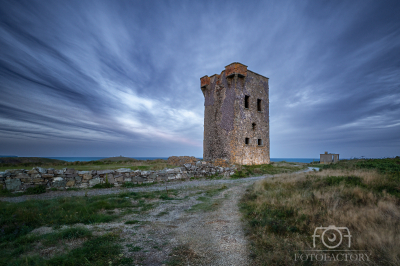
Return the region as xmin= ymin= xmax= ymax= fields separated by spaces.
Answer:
xmin=244 ymin=95 xmax=249 ymax=109
xmin=252 ymin=123 xmax=256 ymax=130
xmin=245 ymin=138 xmax=250 ymax=145
xmin=258 ymin=139 xmax=263 ymax=146
xmin=257 ymin=99 xmax=262 ymax=111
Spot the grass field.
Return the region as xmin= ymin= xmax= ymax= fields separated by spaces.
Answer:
xmin=231 ymin=161 xmax=307 ymax=178
xmin=0 ymin=190 xmax=178 ymax=266
xmin=0 ymin=157 xmax=178 ymax=172
xmin=240 ymin=158 xmax=400 ymax=265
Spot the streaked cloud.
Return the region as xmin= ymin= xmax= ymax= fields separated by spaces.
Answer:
xmin=0 ymin=0 xmax=399 ymax=158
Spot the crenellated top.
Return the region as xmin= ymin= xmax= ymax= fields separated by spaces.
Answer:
xmin=200 ymin=62 xmax=269 ymax=94
xmin=200 ymin=62 xmax=248 ymax=90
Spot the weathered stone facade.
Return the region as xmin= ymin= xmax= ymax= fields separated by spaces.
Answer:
xmin=200 ymin=62 xmax=270 ymax=165
xmin=320 ymin=152 xmax=339 ymax=164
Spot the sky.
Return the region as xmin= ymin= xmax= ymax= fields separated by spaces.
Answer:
xmin=0 ymin=0 xmax=399 ymax=159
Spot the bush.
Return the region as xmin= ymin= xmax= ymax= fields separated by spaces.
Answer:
xmin=231 ymin=170 xmax=247 ymax=178
xmin=92 ymin=183 xmax=114 ymax=189
xmin=25 ymin=185 xmax=46 ymax=194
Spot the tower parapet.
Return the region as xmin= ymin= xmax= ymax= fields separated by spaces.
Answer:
xmin=225 ymin=62 xmax=248 ymax=78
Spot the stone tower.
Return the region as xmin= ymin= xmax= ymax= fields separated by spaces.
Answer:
xmin=200 ymin=62 xmax=270 ymax=165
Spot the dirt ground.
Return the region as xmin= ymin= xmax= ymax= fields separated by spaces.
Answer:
xmin=113 ymin=183 xmax=253 ymax=266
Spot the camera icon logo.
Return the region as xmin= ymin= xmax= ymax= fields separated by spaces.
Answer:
xmin=312 ymin=225 xmax=352 ymax=249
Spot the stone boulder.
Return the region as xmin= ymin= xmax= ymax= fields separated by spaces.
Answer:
xmin=89 ymin=177 xmax=101 ymax=186
xmin=53 ymin=177 xmax=66 ymax=188
xmin=66 ymin=180 xmax=75 ymax=187
xmin=5 ymin=179 xmax=21 ymax=191
xmin=114 ymin=175 xmax=124 ymax=182
xmin=54 ymin=169 xmax=64 ymax=175
xmin=28 ymin=169 xmax=39 ymax=175
xmin=115 ymin=168 xmax=132 ymax=173
xmin=77 ymin=171 xmax=91 ymax=176
xmin=36 ymin=167 xmax=47 ymax=174
xmin=97 ymin=170 xmax=114 ymax=175
xmin=83 ymin=174 xmax=92 ymax=180
xmin=17 ymin=173 xmax=31 ymax=182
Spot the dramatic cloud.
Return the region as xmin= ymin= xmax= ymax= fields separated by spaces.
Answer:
xmin=0 ymin=0 xmax=399 ymax=158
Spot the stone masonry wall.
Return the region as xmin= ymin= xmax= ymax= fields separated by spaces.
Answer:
xmin=0 ymin=162 xmax=236 ymax=191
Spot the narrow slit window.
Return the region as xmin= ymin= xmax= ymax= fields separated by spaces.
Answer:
xmin=252 ymin=123 xmax=256 ymax=130
xmin=245 ymin=95 xmax=249 ymax=109
xmin=257 ymin=99 xmax=262 ymax=111
xmin=245 ymin=138 xmax=250 ymax=145
xmin=258 ymin=139 xmax=263 ymax=146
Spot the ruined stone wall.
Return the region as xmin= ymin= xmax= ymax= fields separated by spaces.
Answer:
xmin=320 ymin=154 xmax=339 ymax=164
xmin=201 ymin=63 xmax=270 ymax=165
xmin=0 ymin=162 xmax=236 ymax=191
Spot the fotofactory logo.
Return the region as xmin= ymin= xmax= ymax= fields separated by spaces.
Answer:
xmin=294 ymin=225 xmax=371 ymax=263
xmin=313 ymin=225 xmax=351 ymax=249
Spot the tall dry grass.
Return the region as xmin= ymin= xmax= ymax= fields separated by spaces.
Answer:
xmin=241 ymin=169 xmax=400 ymax=265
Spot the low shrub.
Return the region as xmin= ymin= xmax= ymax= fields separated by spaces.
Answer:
xmin=92 ymin=183 xmax=114 ymax=189
xmin=25 ymin=185 xmax=46 ymax=194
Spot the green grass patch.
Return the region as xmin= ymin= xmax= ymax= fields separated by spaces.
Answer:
xmin=122 ymin=182 xmax=156 ymax=188
xmin=0 ymin=185 xmax=48 ymax=197
xmin=320 ymin=157 xmax=400 ymax=174
xmin=0 ymin=230 xmax=133 ymax=266
xmin=0 ymin=157 xmax=179 ymax=172
xmin=159 ymin=193 xmax=175 ymax=200
xmin=41 ymin=227 xmax=92 ymax=246
xmin=231 ymin=162 xmax=307 ymax=178
xmin=126 ymin=244 xmax=143 ymax=252
xmin=25 ymin=185 xmax=47 ymax=194
xmin=92 ymin=183 xmax=114 ymax=189
xmin=0 ymin=189 xmax=172 ymax=265
xmin=188 ymin=186 xmax=227 ymax=212
xmin=124 ymin=220 xmax=140 ymax=225
xmin=0 ymin=190 xmax=169 ymax=243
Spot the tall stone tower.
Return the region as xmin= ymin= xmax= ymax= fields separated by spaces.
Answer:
xmin=200 ymin=62 xmax=270 ymax=165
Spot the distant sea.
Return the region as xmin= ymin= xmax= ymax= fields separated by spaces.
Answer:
xmin=45 ymin=157 xmax=320 ymax=163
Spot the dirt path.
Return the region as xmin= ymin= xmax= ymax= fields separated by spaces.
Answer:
xmin=101 ymin=180 xmax=257 ymax=265
xmin=173 ymin=184 xmax=251 ymax=266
